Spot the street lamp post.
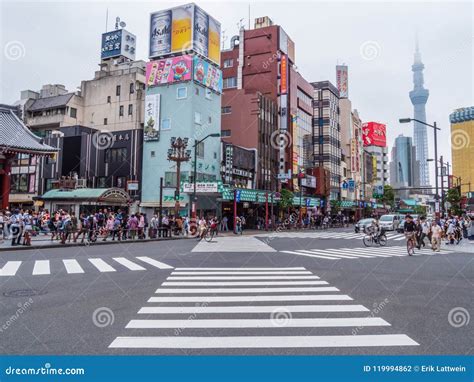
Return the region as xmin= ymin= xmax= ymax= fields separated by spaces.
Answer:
xmin=191 ymin=133 xmax=220 ymax=219
xmin=399 ymin=118 xmax=441 ymax=217
xmin=167 ymin=137 xmax=191 ymax=218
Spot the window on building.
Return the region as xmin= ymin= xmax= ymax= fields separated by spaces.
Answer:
xmin=104 ymin=118 xmax=108 ymax=125
xmin=97 ymin=177 xmax=107 ymax=188
xmin=10 ymin=174 xmax=28 ymax=193
xmin=164 ymin=171 xmax=177 ymax=188
xmin=177 ymin=87 xmax=187 ymax=99
xmin=105 ymin=148 xmax=128 ymax=163
xmin=116 ymin=85 xmax=121 ymax=96
xmin=129 ymin=83 xmax=135 ymax=94
xmin=119 ymin=105 xmax=124 ymax=116
xmin=222 ymin=106 xmax=232 ymax=114
xmin=223 ymin=59 xmax=234 ymax=68
xmin=161 ymin=118 xmax=171 ymax=130
xmin=196 ymin=142 xmax=205 ymax=158
xmin=128 ymin=104 xmax=133 ymax=115
xmin=194 ymin=111 xmax=202 ymax=125
xmin=221 ymin=129 xmax=231 ymax=137
xmin=45 ymin=178 xmax=55 ymax=192
xmin=195 ymin=87 xmax=200 ymax=96
xmin=213 ymin=152 xmax=217 ymax=159
xmin=208 ymin=115 xmax=212 ymax=124
xmin=116 ymin=176 xmax=127 ymax=189
xmin=223 ymin=77 xmax=237 ymax=89
xmin=107 ymin=96 xmax=111 ymax=103
xmin=205 ymin=88 xmax=212 ymax=100
xmin=70 ymin=107 xmax=77 ymax=118
xmin=151 ymin=151 xmax=156 ymax=157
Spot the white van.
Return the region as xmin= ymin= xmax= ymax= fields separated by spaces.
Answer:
xmin=378 ymin=214 xmax=401 ymax=231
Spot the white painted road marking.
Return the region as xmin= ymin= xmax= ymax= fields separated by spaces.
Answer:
xmin=88 ymin=258 xmax=116 ymax=272
xmin=62 ymin=259 xmax=85 ymax=274
xmin=113 ymin=257 xmax=146 ymax=271
xmin=126 ymin=317 xmax=390 ymax=329
xmin=0 ymin=261 xmax=22 ymax=276
xmin=147 ymin=294 xmax=354 ymax=303
xmin=32 ymin=260 xmax=50 ymax=275
xmin=138 ymin=304 xmax=370 ymax=314
xmin=161 ymin=281 xmax=329 ymax=286
xmin=136 ymin=257 xmax=174 ymax=269
xmin=155 ymin=287 xmax=340 ymax=294
xmin=109 ymin=334 xmax=419 ymax=349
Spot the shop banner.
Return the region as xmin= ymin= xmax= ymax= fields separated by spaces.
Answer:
xmin=146 ymin=56 xmax=192 ymax=87
xmin=193 ymin=56 xmax=223 ymax=93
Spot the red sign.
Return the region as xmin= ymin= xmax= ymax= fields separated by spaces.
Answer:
xmin=280 ymin=54 xmax=288 ymax=94
xmin=362 ymin=122 xmax=386 ymax=147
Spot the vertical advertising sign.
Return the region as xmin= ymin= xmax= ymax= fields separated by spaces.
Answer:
xmin=144 ymin=94 xmax=161 ymax=141
xmin=350 ymin=138 xmax=357 ymax=173
xmin=336 ymin=65 xmax=348 ymax=98
xmin=149 ymin=4 xmax=221 ymax=65
xmin=280 ymin=54 xmax=288 ymax=94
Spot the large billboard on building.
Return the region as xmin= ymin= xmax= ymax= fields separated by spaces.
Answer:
xmin=193 ymin=56 xmax=222 ymax=93
xmin=144 ymin=94 xmax=161 ymax=141
xmin=280 ymin=54 xmax=288 ymax=94
xmin=362 ymin=122 xmax=387 ymax=147
xmin=101 ymin=29 xmax=136 ymax=60
xmin=336 ymin=65 xmax=348 ymax=98
xmin=149 ymin=3 xmax=221 ymax=65
xmin=146 ymin=56 xmax=192 ymax=87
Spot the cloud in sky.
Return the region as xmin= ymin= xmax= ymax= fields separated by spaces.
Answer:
xmin=1 ymin=0 xmax=472 ymax=175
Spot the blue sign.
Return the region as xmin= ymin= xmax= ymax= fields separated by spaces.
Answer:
xmin=305 ymin=198 xmax=311 ymax=207
xmin=101 ymin=30 xmax=122 ymax=59
xmin=235 ymin=190 xmax=241 ymax=202
xmin=342 ymin=181 xmax=348 ymax=190
xmin=348 ymin=180 xmax=355 ymax=191
xmin=320 ymin=200 xmax=325 ymax=207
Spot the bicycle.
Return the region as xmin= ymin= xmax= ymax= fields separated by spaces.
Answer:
xmin=363 ymin=230 xmax=387 ymax=247
xmin=406 ymin=233 xmax=416 ymax=256
xmin=204 ymin=227 xmax=216 ymax=242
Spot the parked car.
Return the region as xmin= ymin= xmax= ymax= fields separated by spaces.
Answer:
xmin=355 ymin=218 xmax=376 ymax=233
xmin=378 ymin=214 xmax=401 ymax=231
xmin=396 ymin=219 xmax=405 ymax=233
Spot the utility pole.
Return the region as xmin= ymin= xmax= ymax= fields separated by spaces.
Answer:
xmin=440 ymin=155 xmax=444 ymax=217
xmin=167 ymin=137 xmax=191 ymax=218
xmin=159 ymin=177 xmax=163 ymax=228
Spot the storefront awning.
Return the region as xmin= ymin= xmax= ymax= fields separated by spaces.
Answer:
xmin=39 ymin=188 xmax=131 ymax=205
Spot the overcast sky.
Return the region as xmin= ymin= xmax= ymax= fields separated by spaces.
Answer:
xmin=1 ymin=0 xmax=472 ymax=181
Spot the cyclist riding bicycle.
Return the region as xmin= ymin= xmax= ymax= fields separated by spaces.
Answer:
xmin=404 ymin=215 xmax=416 ymax=256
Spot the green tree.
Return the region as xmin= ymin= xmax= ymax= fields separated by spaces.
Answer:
xmin=446 ymin=187 xmax=462 ymax=215
xmin=381 ymin=185 xmax=395 ymax=208
xmin=278 ymin=189 xmax=294 ymax=210
xmin=413 ymin=205 xmax=427 ymax=216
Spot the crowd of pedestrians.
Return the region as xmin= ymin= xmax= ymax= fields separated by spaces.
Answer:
xmin=0 ymin=208 xmax=214 ymax=246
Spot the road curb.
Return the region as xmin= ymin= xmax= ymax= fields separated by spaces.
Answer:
xmin=0 ymin=236 xmax=192 ymax=252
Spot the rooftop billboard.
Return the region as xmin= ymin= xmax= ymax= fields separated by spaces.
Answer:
xmin=149 ymin=3 xmax=221 ymax=65
xmin=362 ymin=122 xmax=387 ymax=147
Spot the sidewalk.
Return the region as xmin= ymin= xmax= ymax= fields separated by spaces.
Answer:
xmin=0 ymin=233 xmax=189 ymax=252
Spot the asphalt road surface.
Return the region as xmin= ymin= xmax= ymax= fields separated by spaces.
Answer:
xmin=0 ymin=229 xmax=472 ymax=355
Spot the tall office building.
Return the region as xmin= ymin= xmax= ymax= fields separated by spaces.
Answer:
xmin=450 ymin=106 xmax=474 ymax=195
xmin=409 ymin=39 xmax=430 ymax=187
xmin=390 ymin=134 xmax=420 ymax=198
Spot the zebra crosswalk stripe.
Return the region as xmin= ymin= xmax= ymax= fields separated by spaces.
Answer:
xmin=113 ymin=257 xmax=146 ymax=271
xmin=161 ymin=280 xmax=329 ymax=286
xmin=32 ymin=260 xmax=50 ymax=275
xmin=136 ymin=257 xmax=174 ymax=269
xmin=109 ymin=266 xmax=419 ymax=350
xmin=280 ymin=251 xmax=340 ymax=260
xmin=63 ymin=259 xmax=85 ymax=274
xmin=88 ymin=258 xmax=117 ymax=272
xmin=300 ymin=249 xmax=361 ymax=259
xmin=0 ymin=261 xmax=22 ymax=276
